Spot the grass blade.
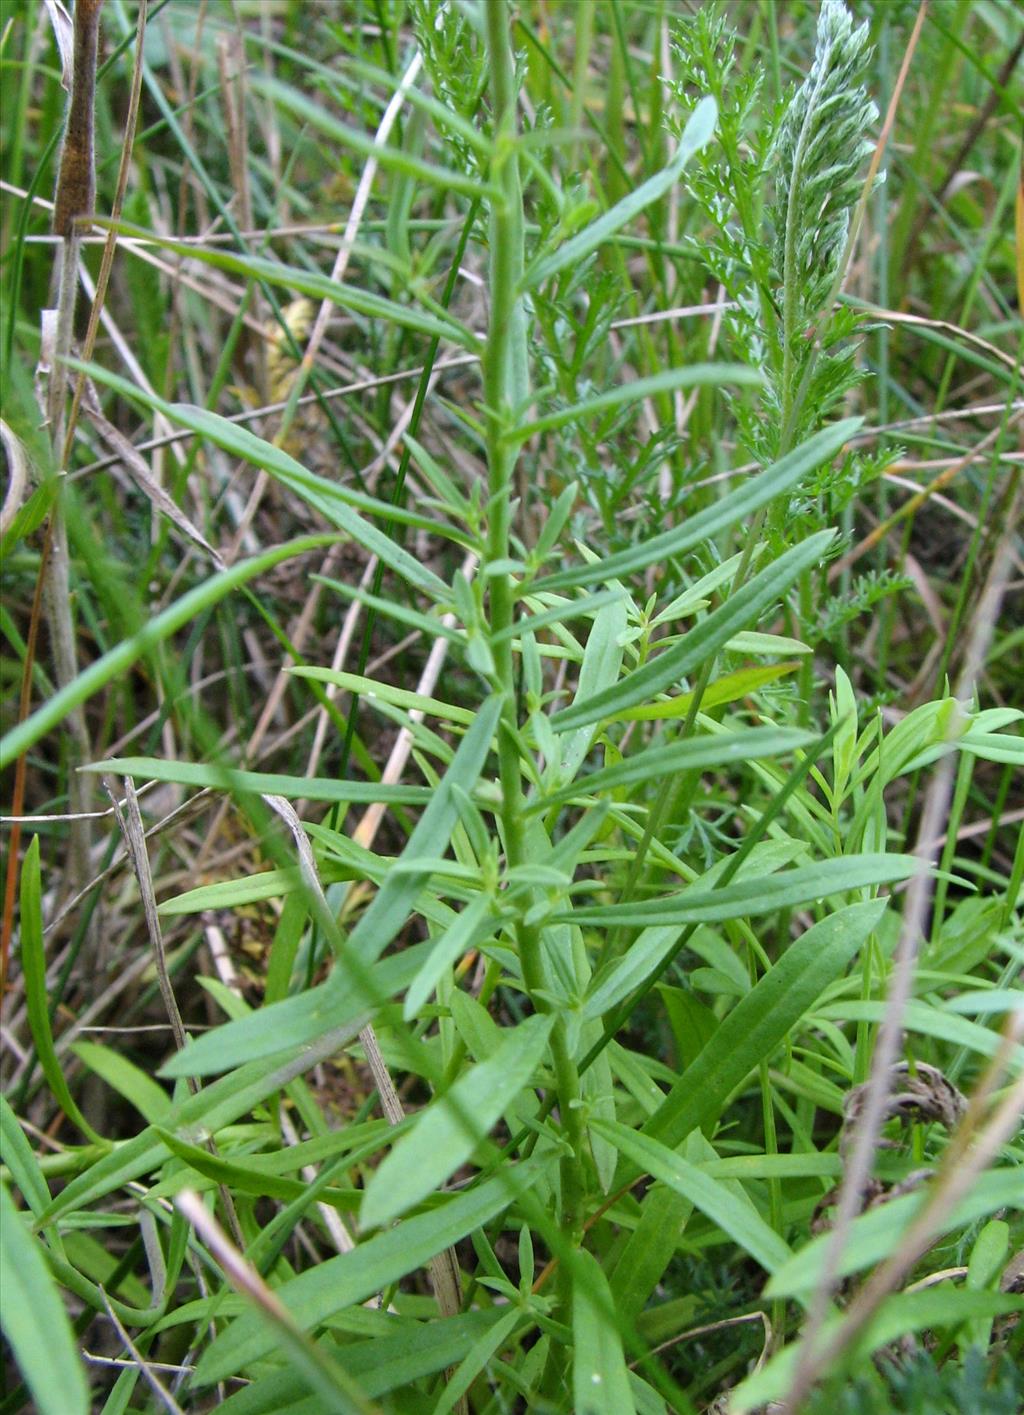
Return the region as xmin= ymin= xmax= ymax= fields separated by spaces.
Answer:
xmin=0 ymin=535 xmax=339 ymax=770
xmin=0 ymin=1182 xmax=90 ymax=1415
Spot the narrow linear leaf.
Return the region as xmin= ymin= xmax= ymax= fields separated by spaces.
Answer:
xmin=430 ymin=1307 xmax=525 ymax=1415
xmin=572 ymin=1247 xmax=637 ymax=1415
xmin=147 ymin=1120 xmax=389 ymax=1204
xmin=562 ymin=854 xmax=921 ymax=926
xmin=608 ymin=662 xmax=803 ymax=722
xmin=19 ymin=839 xmax=104 ymax=1145
xmin=766 ymin=1168 xmax=1024 ymax=1299
xmin=39 ymin=1018 xmax=398 ymax=1225
xmin=361 ymin=1014 xmax=554 ymax=1228
xmin=513 ymin=364 xmax=761 ymax=443
xmin=157 ymin=869 xmax=302 ymax=916
xmin=704 ymin=1154 xmax=843 ymax=1181
xmin=314 ymin=573 xmax=464 ymax=643
xmin=86 ymin=757 xmax=432 ymax=806
xmin=536 ymin=727 xmax=812 ymax=809
xmin=943 ymin=989 xmax=1024 ymax=1017
xmin=291 ymin=668 xmax=475 ymax=724
xmin=583 ymin=924 xmax=687 ymax=1023
xmin=66 ymin=360 xmax=450 ymax=599
xmin=525 ymin=96 xmax=717 ymax=288
xmin=154 ymin=1128 xmax=359 ymax=1211
xmin=645 ymin=899 xmax=889 ymax=1149
xmin=537 ymin=420 xmax=860 ymax=593
xmin=559 ymin=595 xmax=629 ymax=784
xmin=496 ymin=587 xmax=628 ymax=645
xmin=252 ymin=72 xmax=498 ymax=204
xmin=815 ymin=1000 xmax=1024 ymax=1063
xmin=732 ymin=1288 xmax=1024 ymax=1414
xmin=957 ymin=729 xmax=1024 ymax=765
xmin=592 ymin=1120 xmax=792 ymax=1274
xmin=0 ymin=1095 xmax=51 ymax=1220
xmin=71 ymin=1042 xmax=172 ymax=1125
xmin=164 ymin=403 xmax=452 ymax=597
xmin=726 ymin=630 xmax=811 ymax=656
xmin=0 ymin=1183 xmax=90 ymax=1415
xmin=610 ymin=1184 xmax=692 ymax=1324
xmin=216 ymin=1311 xmax=507 ymax=1413
xmin=158 ymin=699 xmax=502 ymax=1078
xmin=0 ymin=534 xmax=338 ymax=770
xmin=404 ymin=893 xmax=500 ymax=1021
xmin=101 ymin=221 xmax=478 ymax=349
xmin=552 ymin=529 xmax=837 ymax=732
xmin=195 ymin=1157 xmax=551 ymax=1385
xmin=345 ymin=694 xmax=502 ymax=968
xmin=158 ymin=938 xmax=434 ymax=1078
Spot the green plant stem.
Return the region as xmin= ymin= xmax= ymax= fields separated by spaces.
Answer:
xmin=483 ymin=0 xmax=534 ymax=987
xmin=484 ymin=1 xmax=584 ymax=1247
xmin=569 ymin=0 xmax=596 ymax=171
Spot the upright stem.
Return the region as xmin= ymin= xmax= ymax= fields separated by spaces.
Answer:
xmin=483 ymin=3 xmax=585 ymax=1245
xmin=483 ymin=0 xmax=534 ymax=984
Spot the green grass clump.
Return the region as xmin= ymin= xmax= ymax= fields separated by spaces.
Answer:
xmin=1 ymin=2 xmax=1021 ymax=1412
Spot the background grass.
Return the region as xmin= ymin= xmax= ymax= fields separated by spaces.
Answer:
xmin=1 ymin=1 xmax=1021 ymax=1412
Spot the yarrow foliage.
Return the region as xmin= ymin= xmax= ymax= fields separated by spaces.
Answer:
xmin=671 ymin=0 xmax=887 ymax=508
xmin=770 ymin=0 xmax=884 ymax=324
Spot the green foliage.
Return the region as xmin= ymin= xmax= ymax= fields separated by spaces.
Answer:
xmin=769 ymin=0 xmax=881 ymax=318
xmin=0 ymin=1180 xmax=90 ymax=1415
xmin=669 ymin=0 xmax=885 ymax=468
xmin=828 ymin=1348 xmax=1023 ymax=1415
xmin=1 ymin=2 xmax=1020 ymax=1413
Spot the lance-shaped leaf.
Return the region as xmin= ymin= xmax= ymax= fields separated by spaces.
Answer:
xmin=537 ymin=420 xmax=860 ymax=594
xmin=524 ymin=96 xmax=717 ymax=289
xmin=646 ymin=899 xmax=890 ymax=1148
xmin=361 ymin=1014 xmax=554 ymax=1228
xmin=551 ymin=529 xmax=837 ymax=732
xmin=560 ymin=853 xmax=921 ymax=927
xmin=195 ymin=1158 xmax=552 ymax=1385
